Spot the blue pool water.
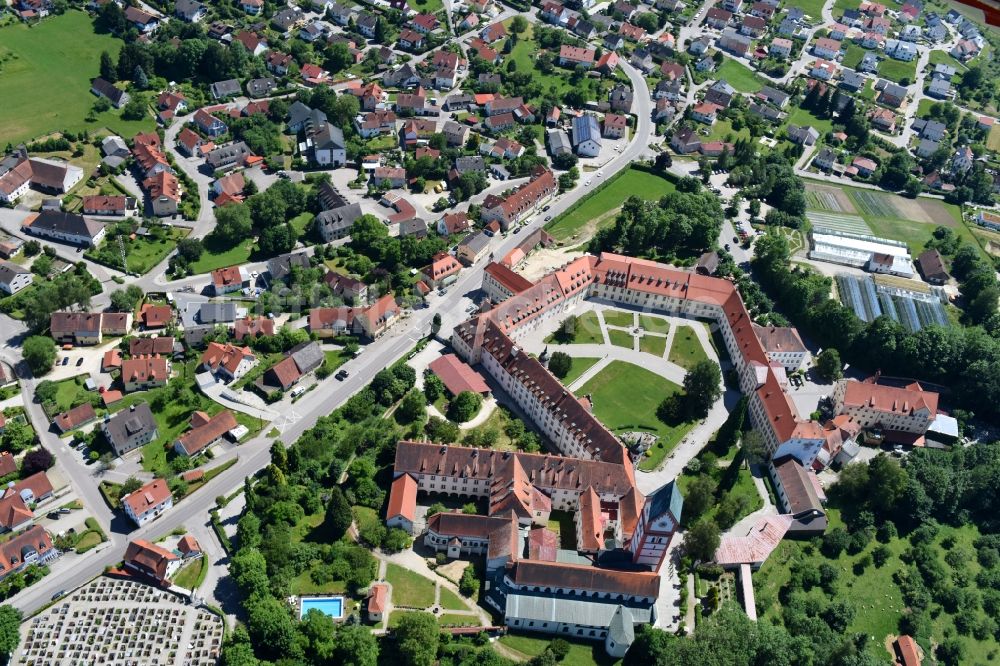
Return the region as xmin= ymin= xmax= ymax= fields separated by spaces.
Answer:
xmin=300 ymin=596 xmax=345 ymax=620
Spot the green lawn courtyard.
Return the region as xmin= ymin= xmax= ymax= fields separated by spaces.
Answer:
xmin=602 ymin=310 xmax=635 ymax=328
xmin=784 ymin=105 xmax=835 ymax=136
xmin=575 ymin=361 xmax=693 ymax=471
xmin=639 ymin=314 xmax=670 ymax=335
xmin=545 ymin=168 xmax=677 ymax=241
xmin=499 ymin=633 xmax=620 ymax=666
xmin=639 ymin=335 xmax=667 ymax=357
xmin=385 ymin=563 xmax=436 ymax=608
xmin=668 ymin=325 xmax=710 ymax=371
xmin=0 ymin=11 xmax=154 ymax=144
xmin=546 ymin=311 xmax=604 ymax=345
xmin=86 ymin=226 xmax=189 ymax=275
xmin=607 ymin=329 xmax=634 ymax=349
xmin=560 ymin=357 xmax=600 ymax=386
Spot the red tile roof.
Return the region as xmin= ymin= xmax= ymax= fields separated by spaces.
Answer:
xmin=124 ymin=539 xmax=178 ymax=582
xmin=428 ymin=354 xmax=490 ymax=396
xmin=123 ymin=478 xmax=172 ymax=517
xmin=176 ymin=411 xmax=238 ymax=456
xmin=387 ymin=474 xmax=417 ymax=522
xmin=139 ymin=303 xmax=172 ymax=328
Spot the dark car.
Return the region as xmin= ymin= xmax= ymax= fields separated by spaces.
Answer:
xmin=76 ymin=358 xmax=83 ymax=366
xmin=732 ymin=236 xmax=739 ymax=244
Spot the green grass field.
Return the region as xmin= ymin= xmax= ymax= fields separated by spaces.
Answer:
xmin=877 ymin=57 xmax=918 ymax=84
xmin=187 ymin=237 xmax=256 ymax=275
xmin=602 ymin=310 xmax=635 ymax=328
xmin=782 ymin=0 xmax=826 ymax=19
xmin=545 ymin=311 xmax=604 ymax=345
xmin=842 ymin=43 xmax=865 ymax=69
xmin=560 ymin=357 xmax=600 ymax=385
xmin=715 ymin=58 xmax=767 ymax=93
xmin=499 ymin=633 xmax=619 ymax=666
xmin=87 ymin=227 xmax=189 ymax=275
xmin=385 ymin=563 xmax=436 ymax=609
xmin=927 ymin=49 xmax=967 ymax=76
xmin=785 ymin=105 xmax=835 ymax=136
xmin=754 ymin=510 xmax=999 ymax=663
xmin=46 ymin=375 xmax=92 ymax=415
xmin=576 ymin=361 xmax=692 ymax=471
xmin=0 ymin=11 xmax=154 ymax=144
xmin=173 ymin=556 xmax=207 ymax=590
xmin=608 ymin=329 xmax=634 ymax=349
xmin=639 ymin=335 xmax=667 ymax=356
xmin=705 ymin=117 xmax=752 ymax=143
xmin=988 ymin=125 xmax=1000 ymax=151
xmin=545 ymin=168 xmax=677 ymax=241
xmin=639 ymin=314 xmax=670 ymax=334
xmin=668 ymin=325 xmax=709 ymax=371
xmin=438 ymin=587 xmax=468 ymax=611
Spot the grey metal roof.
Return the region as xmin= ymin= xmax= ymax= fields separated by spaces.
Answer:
xmin=27 ymin=211 xmax=104 ymax=241
xmin=606 ymin=605 xmax=634 ymax=646
xmin=455 ymin=156 xmax=485 ymax=174
xmin=0 ymin=260 xmax=29 ymax=286
xmin=211 ymin=79 xmax=242 ymax=98
xmin=505 ymin=594 xmax=653 ymax=628
xmin=646 ymin=479 xmax=683 ymax=524
xmin=199 ymin=302 xmax=237 ymax=323
xmin=459 ymin=231 xmax=490 ymax=253
xmin=267 ymin=251 xmax=311 ymax=281
xmin=572 ymin=114 xmax=601 ymax=147
xmin=290 ymin=341 xmax=324 ymax=374
xmin=312 ymin=123 xmax=345 ymax=150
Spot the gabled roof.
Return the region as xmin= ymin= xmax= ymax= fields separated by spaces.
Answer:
xmin=122 ymin=478 xmax=171 ymax=516
xmin=175 ymin=410 xmax=238 ymax=455
xmin=124 ymin=539 xmax=178 ymax=582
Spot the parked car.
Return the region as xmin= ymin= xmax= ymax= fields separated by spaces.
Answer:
xmin=290 ymin=386 xmax=306 ymax=398
xmin=76 ymin=358 xmax=83 ymax=366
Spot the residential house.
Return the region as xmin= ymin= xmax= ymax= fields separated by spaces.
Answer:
xmin=787 ymin=125 xmax=820 ymax=146
xmin=915 ymin=138 xmax=940 ymax=157
xmin=740 ymin=16 xmax=767 ymax=38
xmin=22 ymin=211 xmax=105 ymax=247
xmin=210 ymin=79 xmax=242 ymax=100
xmin=193 ymin=109 xmax=228 ymax=137
xmin=456 ymin=231 xmax=491 ymax=264
xmin=198 ymin=302 xmax=238 ymax=325
xmin=121 ymin=356 xmax=170 ymax=392
xmin=859 ymin=51 xmax=879 ymax=73
xmin=603 ymin=113 xmax=628 ymax=139
xmin=558 ymin=45 xmax=596 ymax=68
xmin=267 ymin=251 xmax=311 ymax=283
xmin=813 ymin=147 xmax=838 ymax=170
xmin=145 ymin=171 xmax=181 ymax=217
xmin=323 ymin=272 xmax=369 ymax=304
xmin=174 ymin=0 xmax=206 ymax=21
xmin=124 ymin=6 xmax=160 ymax=32
xmin=770 ymin=37 xmax=793 ymax=58
xmin=246 ymin=77 xmax=276 ymax=98
xmin=357 ymin=12 xmax=378 ymax=38
xmin=240 ymin=0 xmax=263 ymax=13
xmin=102 ymin=403 xmax=158 ymax=456
xmin=54 ymin=403 xmax=96 ymax=433
xmin=885 ymin=38 xmax=917 ymax=61
xmin=917 ymin=249 xmax=949 ymax=285
xmin=548 ymin=129 xmax=573 ymax=157
xmin=201 ymin=342 xmax=258 ymax=381
xmin=0 ymin=527 xmax=58 ymax=580
xmin=927 ymin=78 xmax=951 ymax=99
xmin=205 ymin=142 xmax=255 ymax=170
xmin=718 ymin=29 xmax=751 ymax=57
xmin=211 ymin=265 xmax=250 ymax=294
xmin=813 ymin=37 xmax=842 ymax=59
xmin=91 ymin=78 xmax=129 ymax=109
xmin=233 ymin=316 xmax=275 ymax=341
xmin=670 ymin=127 xmax=701 ymax=154
xmin=877 ymin=82 xmax=907 ymax=108
xmin=691 ymin=102 xmax=722 ymax=124
xmin=123 ymin=539 xmax=180 ymax=584
xmin=0 ymin=262 xmax=31 ymax=296
xmin=608 ymin=85 xmax=633 ymax=113
xmin=122 ymin=478 xmax=173 ymax=526
xmin=951 ymin=146 xmax=974 ymax=174
xmin=138 ymin=303 xmax=172 ymax=329
xmin=705 ymin=80 xmax=736 ymax=108
xmin=705 ymin=7 xmax=732 ymax=28
xmin=422 ymin=252 xmax=463 ymax=288
xmin=174 ymin=410 xmax=238 ymax=456
xmin=852 ymin=156 xmax=878 ymax=176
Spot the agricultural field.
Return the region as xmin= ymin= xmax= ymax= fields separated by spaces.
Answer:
xmin=545 ymin=168 xmax=677 ymax=242
xmin=988 ymin=124 xmax=1000 ymax=152
xmin=804 ymin=182 xmax=975 ymax=257
xmin=0 ymin=11 xmax=154 ymax=144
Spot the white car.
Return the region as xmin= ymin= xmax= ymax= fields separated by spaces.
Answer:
xmin=290 ymin=386 xmax=306 ymax=398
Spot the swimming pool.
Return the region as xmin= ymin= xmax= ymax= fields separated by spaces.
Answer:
xmin=299 ymin=596 xmax=345 ymax=620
